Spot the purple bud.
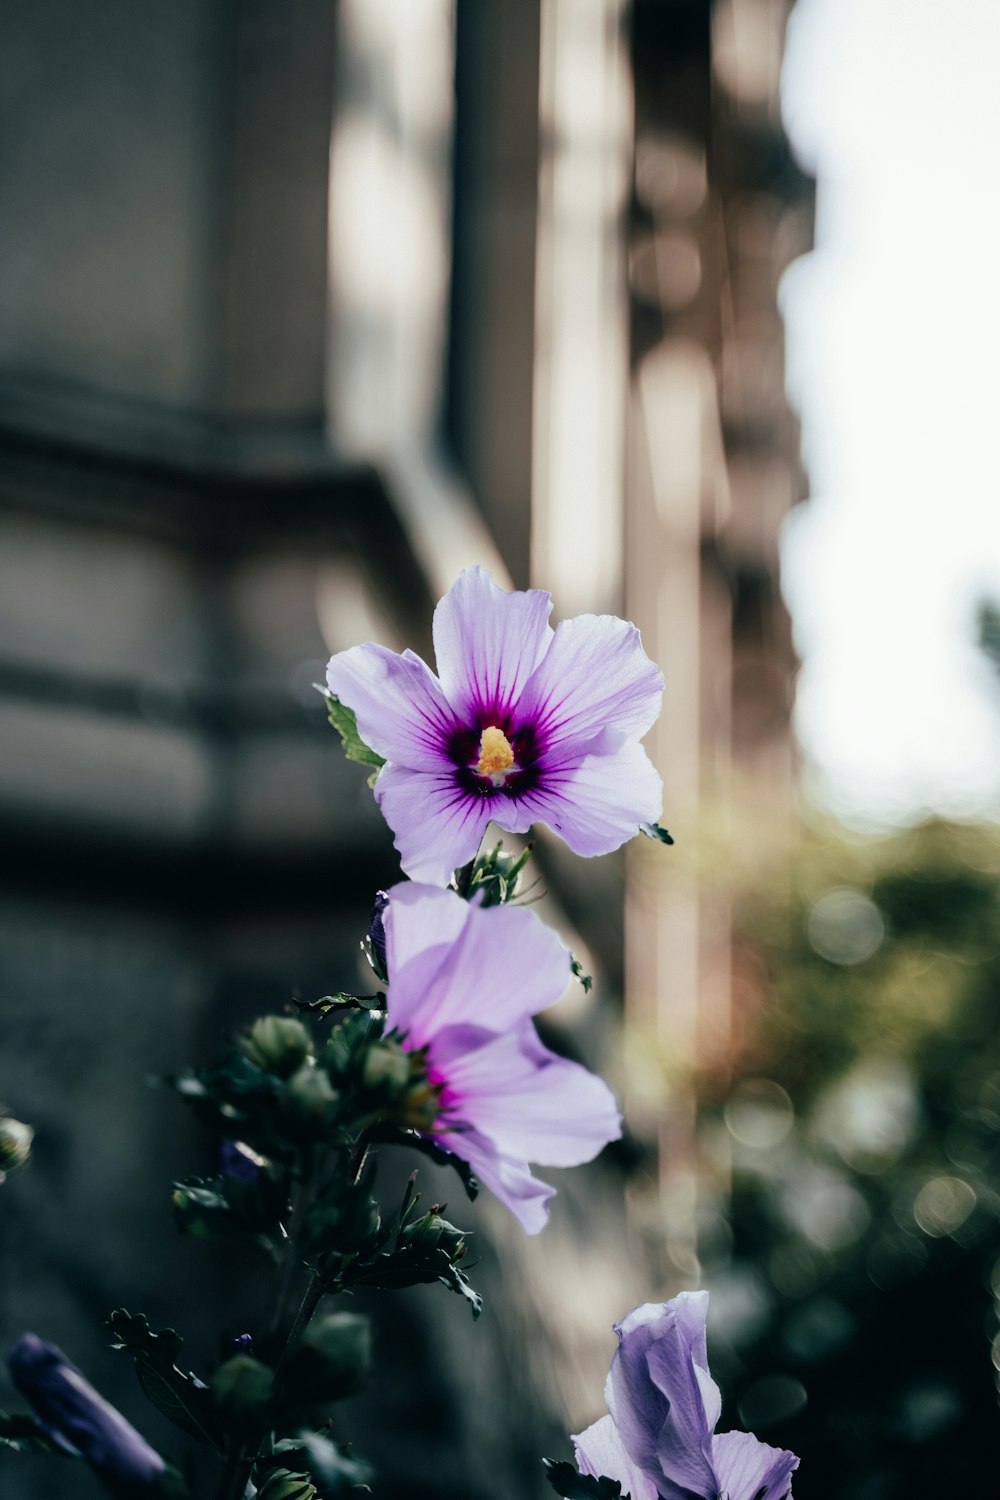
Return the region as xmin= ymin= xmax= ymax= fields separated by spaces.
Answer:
xmin=219 ymin=1140 xmax=264 ymax=1183
xmin=8 ymin=1333 xmax=166 ymax=1498
xmin=232 ymin=1333 xmax=254 ymax=1356
xmin=367 ymin=891 xmax=389 ymax=979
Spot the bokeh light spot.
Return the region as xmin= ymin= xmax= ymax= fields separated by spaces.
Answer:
xmin=807 ymin=887 xmax=885 ymax=965
xmin=725 ymin=1078 xmax=794 ymax=1148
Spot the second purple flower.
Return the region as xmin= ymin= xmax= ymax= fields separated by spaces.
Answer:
xmin=380 ymin=881 xmax=622 ymax=1233
xmin=326 ymin=566 xmax=664 ymax=884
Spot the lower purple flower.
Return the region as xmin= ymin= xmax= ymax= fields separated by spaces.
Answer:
xmin=381 ymin=881 xmax=622 ymax=1233
xmin=573 ymin=1293 xmax=798 ymax=1500
xmin=8 ymin=1332 xmax=166 ymax=1498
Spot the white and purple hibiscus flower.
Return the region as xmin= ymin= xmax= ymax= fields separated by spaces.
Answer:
xmin=380 ymin=881 xmax=621 ymax=1234
xmin=574 ymin=1293 xmax=798 ymax=1500
xmin=326 ymin=566 xmax=664 ymax=885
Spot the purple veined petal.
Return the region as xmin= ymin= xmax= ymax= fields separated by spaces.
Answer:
xmin=435 ymin=1121 xmax=556 ymax=1234
xmin=606 ymin=1295 xmax=719 ymax=1500
xmin=516 ymin=613 xmax=664 ymax=755
xmin=433 ymin=1022 xmax=621 ymax=1168
xmin=9 ymin=1333 xmax=166 ymax=1497
xmin=573 ymin=1414 xmax=659 ymax=1500
xmin=431 ymin=565 xmax=554 ymax=724
xmin=326 ymin=642 xmax=458 ymax=771
xmin=374 ymin=763 xmax=494 ymax=886
xmin=384 ymin=887 xmax=571 ymax=1041
xmin=513 ymin=738 xmax=663 ymax=859
xmin=381 ymin=882 xmax=476 ymax=1033
xmin=646 ymin=1293 xmax=722 ymax=1499
xmin=711 ymin=1430 xmax=799 ymax=1500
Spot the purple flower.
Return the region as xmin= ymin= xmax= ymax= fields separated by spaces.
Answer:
xmin=381 ymin=881 xmax=621 ymax=1233
xmin=326 ymin=566 xmax=664 ymax=884
xmin=8 ymin=1332 xmax=166 ymax=1498
xmin=573 ymin=1293 xmax=799 ymax=1500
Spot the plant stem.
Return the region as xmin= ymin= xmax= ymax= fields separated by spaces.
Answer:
xmin=274 ymin=1272 xmax=326 ymax=1381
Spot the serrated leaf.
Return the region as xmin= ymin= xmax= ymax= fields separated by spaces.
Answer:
xmin=639 ymin=822 xmax=674 ymax=845
xmin=108 ymin=1310 xmax=224 ymax=1453
xmin=294 ymin=993 xmax=382 ymax=1020
xmin=570 ymin=954 xmax=593 ymax=993
xmin=367 ymin=1124 xmax=480 ymax=1200
xmin=272 ymin=1430 xmax=373 ymax=1492
xmin=543 ymin=1459 xmax=626 ymax=1498
xmin=436 ymin=1258 xmax=483 ymax=1319
xmin=323 ymin=695 xmax=385 ymax=776
xmin=0 ymin=1407 xmax=68 ymax=1455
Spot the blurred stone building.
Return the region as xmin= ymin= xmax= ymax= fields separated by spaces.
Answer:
xmin=0 ymin=2 xmax=810 ymax=1497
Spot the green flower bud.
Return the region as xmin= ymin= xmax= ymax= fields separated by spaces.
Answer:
xmin=283 ymin=1313 xmax=371 ymax=1403
xmin=241 ymin=1017 xmax=313 ymax=1078
xmin=256 ymin=1469 xmax=317 ymax=1500
xmin=360 ymin=1038 xmax=411 ymax=1095
xmin=210 ymin=1354 xmax=275 ymax=1425
xmin=278 ymin=1065 xmax=339 ymax=1140
xmin=394 ymin=1079 xmax=442 ymax=1133
xmin=302 ymin=1184 xmax=381 ymax=1259
xmin=399 ymin=1210 xmax=468 ymax=1262
xmin=0 ymin=1115 xmax=33 ymax=1178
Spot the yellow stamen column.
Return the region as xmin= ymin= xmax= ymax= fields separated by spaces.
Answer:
xmin=476 ymin=726 xmax=515 ymax=779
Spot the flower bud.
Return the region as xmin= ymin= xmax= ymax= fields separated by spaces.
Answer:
xmin=0 ymin=1115 xmax=33 ymax=1177
xmin=360 ymin=1038 xmax=411 ymax=1096
xmin=211 ymin=1355 xmax=274 ymax=1427
xmin=302 ymin=1183 xmax=380 ymax=1260
xmin=8 ymin=1332 xmax=165 ymax=1497
xmin=364 ymin=890 xmax=390 ymax=982
xmin=399 ymin=1210 xmax=468 ymax=1262
xmin=257 ymin=1469 xmax=317 ymax=1500
xmin=218 ymin=1140 xmax=266 ymax=1184
xmin=394 ymin=1079 xmax=442 ymax=1133
xmin=241 ymin=1017 xmax=312 ymax=1078
xmin=283 ymin=1313 xmax=371 ymax=1403
xmin=278 ymin=1066 xmax=339 ymax=1140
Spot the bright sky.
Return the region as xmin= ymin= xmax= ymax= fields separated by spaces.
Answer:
xmin=778 ymin=0 xmax=1000 ymax=824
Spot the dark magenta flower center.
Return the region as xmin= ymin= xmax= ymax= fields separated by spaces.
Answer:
xmin=449 ymin=714 xmax=543 ymax=800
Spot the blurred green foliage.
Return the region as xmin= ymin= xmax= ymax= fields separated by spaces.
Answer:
xmin=697 ymin=818 xmax=1000 ymax=1498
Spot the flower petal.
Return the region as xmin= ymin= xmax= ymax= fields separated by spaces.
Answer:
xmin=516 ymin=613 xmax=663 ymax=754
xmin=374 ymin=764 xmax=493 ymax=886
xmin=326 ymin=643 xmax=457 ymax=771
xmin=384 ymin=889 xmax=571 ymax=1042
xmin=432 ymin=1022 xmax=621 ymax=1167
xmin=606 ymin=1294 xmax=719 ymax=1500
xmin=510 ymin=738 xmax=662 ymax=858
xmin=711 ymin=1430 xmax=799 ymax=1500
xmin=436 ymin=1123 xmax=555 ymax=1234
xmin=573 ymin=1414 xmax=659 ymax=1500
xmin=432 ymin=566 xmax=554 ymax=723
xmin=380 ymin=883 xmax=475 ymax=1033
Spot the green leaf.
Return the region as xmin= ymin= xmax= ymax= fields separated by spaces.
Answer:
xmin=271 ymin=1430 xmax=373 ymax=1492
xmin=108 ymin=1310 xmax=224 ymax=1454
xmin=0 ymin=1408 xmax=68 ymax=1454
xmin=157 ymin=1466 xmax=194 ymax=1499
xmin=293 ymin=993 xmax=383 ymax=1020
xmin=543 ymin=1459 xmax=626 ymax=1498
xmin=436 ymin=1258 xmax=483 ymax=1319
xmin=570 ymin=954 xmax=593 ymax=993
xmin=366 ymin=1123 xmax=480 ymax=1200
xmin=639 ymin=822 xmax=674 ymax=845
xmin=322 ymin=694 xmax=385 ymax=779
